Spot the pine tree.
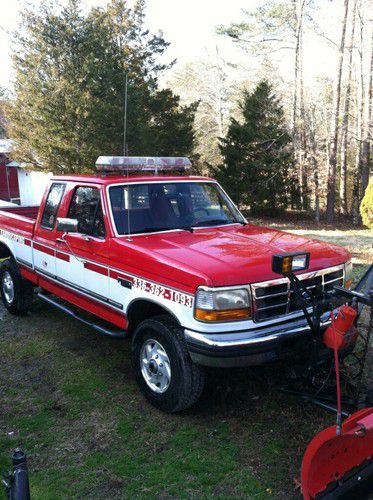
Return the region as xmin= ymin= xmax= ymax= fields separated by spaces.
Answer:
xmin=8 ymin=0 xmax=196 ymax=173
xmin=0 ymin=87 xmax=8 ymax=139
xmin=215 ymin=81 xmax=297 ymax=213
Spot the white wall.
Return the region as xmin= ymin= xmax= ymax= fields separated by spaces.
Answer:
xmin=17 ymin=169 xmax=52 ymax=206
xmin=0 ymin=199 xmax=17 ymax=207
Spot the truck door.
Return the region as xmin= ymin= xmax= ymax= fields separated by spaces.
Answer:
xmin=59 ymin=185 xmax=109 ymax=302
xmin=33 ymin=182 xmax=66 ymax=278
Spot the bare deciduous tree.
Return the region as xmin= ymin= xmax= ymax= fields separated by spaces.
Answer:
xmin=326 ymin=0 xmax=350 ymax=223
xmin=340 ymin=0 xmax=357 ymax=215
xmin=360 ymin=3 xmax=373 ymax=199
xmin=293 ymin=0 xmax=310 ymax=209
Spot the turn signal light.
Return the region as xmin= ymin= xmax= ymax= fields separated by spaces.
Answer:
xmin=195 ymin=308 xmax=251 ymax=322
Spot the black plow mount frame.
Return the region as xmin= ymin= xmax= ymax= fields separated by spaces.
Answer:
xmin=280 ymin=264 xmax=373 ymax=416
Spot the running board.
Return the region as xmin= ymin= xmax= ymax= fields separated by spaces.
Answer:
xmin=38 ymin=292 xmax=126 ymax=339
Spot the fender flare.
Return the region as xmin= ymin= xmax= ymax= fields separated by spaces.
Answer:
xmin=126 ymin=297 xmax=181 ymax=326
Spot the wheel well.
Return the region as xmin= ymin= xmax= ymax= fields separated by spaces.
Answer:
xmin=127 ymin=300 xmax=178 ymax=334
xmin=0 ymin=243 xmax=12 ymax=260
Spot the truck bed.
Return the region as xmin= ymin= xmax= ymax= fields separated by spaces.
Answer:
xmin=0 ymin=205 xmax=39 ymax=238
xmin=0 ymin=206 xmax=39 ymax=220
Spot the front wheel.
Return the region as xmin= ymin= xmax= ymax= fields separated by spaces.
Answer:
xmin=131 ymin=315 xmax=205 ymax=413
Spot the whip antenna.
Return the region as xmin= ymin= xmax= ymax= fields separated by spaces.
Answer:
xmin=123 ymin=72 xmax=128 ymax=156
xmin=123 ymin=73 xmax=132 ymax=241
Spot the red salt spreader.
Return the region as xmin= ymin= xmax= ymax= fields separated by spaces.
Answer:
xmin=272 ymin=254 xmax=373 ymax=499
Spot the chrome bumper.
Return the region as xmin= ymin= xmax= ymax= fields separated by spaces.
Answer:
xmin=184 ymin=314 xmax=332 ymax=368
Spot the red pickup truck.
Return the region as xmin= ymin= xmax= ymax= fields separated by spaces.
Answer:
xmin=0 ymin=157 xmax=352 ymax=412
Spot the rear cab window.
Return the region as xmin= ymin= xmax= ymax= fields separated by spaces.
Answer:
xmin=68 ymin=186 xmax=106 ymax=238
xmin=41 ymin=183 xmax=66 ymax=230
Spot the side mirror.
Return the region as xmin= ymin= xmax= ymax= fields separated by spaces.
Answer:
xmin=56 ymin=217 xmax=78 ymax=234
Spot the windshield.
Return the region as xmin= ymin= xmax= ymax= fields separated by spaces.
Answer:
xmin=109 ymin=182 xmax=245 ymax=235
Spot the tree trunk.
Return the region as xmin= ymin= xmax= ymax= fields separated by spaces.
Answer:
xmin=353 ymin=109 xmax=362 ymax=224
xmin=309 ymin=107 xmax=320 ymax=222
xmin=293 ymin=0 xmax=307 ymax=210
xmin=352 ymin=4 xmax=365 ymax=224
xmin=299 ymin=22 xmax=310 ymax=210
xmin=215 ymin=46 xmax=225 ymax=139
xmin=292 ymin=0 xmax=300 ymax=137
xmin=313 ymin=158 xmax=320 ymax=223
xmin=340 ymin=0 xmax=357 ymax=215
xmin=326 ymin=0 xmax=350 ymax=223
xmin=360 ymin=7 xmax=373 ymax=200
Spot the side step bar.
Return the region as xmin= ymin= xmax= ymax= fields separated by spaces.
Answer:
xmin=38 ymin=292 xmax=126 ymax=339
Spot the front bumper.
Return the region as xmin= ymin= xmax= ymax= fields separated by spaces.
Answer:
xmin=184 ymin=314 xmax=332 ymax=368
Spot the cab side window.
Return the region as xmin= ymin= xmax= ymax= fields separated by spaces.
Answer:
xmin=41 ymin=183 xmax=66 ymax=230
xmin=67 ymin=187 xmax=106 ymax=238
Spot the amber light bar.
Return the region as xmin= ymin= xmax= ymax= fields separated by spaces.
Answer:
xmin=96 ymin=156 xmax=192 ymax=174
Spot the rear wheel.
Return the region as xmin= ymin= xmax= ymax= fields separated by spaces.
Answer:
xmin=0 ymin=259 xmax=33 ymax=315
xmin=132 ymin=315 xmax=205 ymax=413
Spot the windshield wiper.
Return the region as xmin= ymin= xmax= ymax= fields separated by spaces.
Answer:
xmin=127 ymin=220 xmax=243 ymax=234
xmin=129 ymin=226 xmax=194 ymax=235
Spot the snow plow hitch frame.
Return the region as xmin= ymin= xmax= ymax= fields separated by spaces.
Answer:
xmin=271 ymin=256 xmax=373 ymax=500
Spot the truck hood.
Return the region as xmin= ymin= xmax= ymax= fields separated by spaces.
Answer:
xmin=124 ymin=224 xmax=350 ymax=287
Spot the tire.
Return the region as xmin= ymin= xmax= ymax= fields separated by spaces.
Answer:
xmin=0 ymin=259 xmax=33 ymax=315
xmin=131 ymin=315 xmax=205 ymax=413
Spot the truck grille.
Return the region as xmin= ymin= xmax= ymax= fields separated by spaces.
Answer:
xmin=251 ymin=266 xmax=344 ymax=322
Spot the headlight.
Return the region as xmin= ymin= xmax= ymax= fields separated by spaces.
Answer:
xmin=345 ymin=260 xmax=353 ymax=288
xmin=195 ymin=288 xmax=251 ymax=322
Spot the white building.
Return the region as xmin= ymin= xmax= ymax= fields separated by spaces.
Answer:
xmin=0 ymin=139 xmax=52 ymax=206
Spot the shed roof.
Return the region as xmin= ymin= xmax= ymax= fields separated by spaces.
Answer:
xmin=0 ymin=139 xmax=13 ymax=154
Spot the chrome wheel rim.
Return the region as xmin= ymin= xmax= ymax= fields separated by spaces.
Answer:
xmin=140 ymin=339 xmax=171 ymax=394
xmin=2 ymin=271 xmax=14 ymax=304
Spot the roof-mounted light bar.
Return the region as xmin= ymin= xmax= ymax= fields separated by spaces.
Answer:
xmin=96 ymin=156 xmax=192 ymax=175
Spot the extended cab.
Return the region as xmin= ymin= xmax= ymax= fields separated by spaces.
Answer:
xmin=0 ymin=156 xmax=352 ymax=412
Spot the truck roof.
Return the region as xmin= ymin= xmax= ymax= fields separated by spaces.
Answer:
xmin=51 ymin=174 xmax=215 ymax=185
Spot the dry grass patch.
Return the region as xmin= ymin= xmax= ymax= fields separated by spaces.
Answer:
xmin=286 ymin=229 xmax=372 ymax=265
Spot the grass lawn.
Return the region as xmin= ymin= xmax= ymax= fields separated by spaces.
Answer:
xmin=0 ymin=220 xmax=371 ymax=499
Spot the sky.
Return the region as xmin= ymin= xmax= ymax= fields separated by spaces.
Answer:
xmin=0 ymin=0 xmax=342 ymax=92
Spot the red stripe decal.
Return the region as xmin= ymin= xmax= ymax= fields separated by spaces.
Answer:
xmin=56 ymin=251 xmax=70 ymax=262
xmin=109 ymin=270 xmax=133 ymax=283
xmin=24 ymin=239 xmax=31 ymax=247
xmin=84 ymin=262 xmax=108 ymax=276
xmin=34 ymin=243 xmax=54 ymax=256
